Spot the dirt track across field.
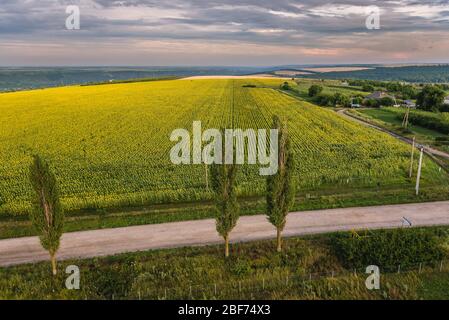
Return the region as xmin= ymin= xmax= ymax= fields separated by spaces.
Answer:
xmin=1 ymin=201 xmax=449 ymax=267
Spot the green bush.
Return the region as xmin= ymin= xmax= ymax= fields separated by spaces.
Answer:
xmin=351 ymin=96 xmax=363 ymax=105
xmin=364 ymin=99 xmax=380 ymax=108
xmin=331 ymin=228 xmax=447 ymax=270
xmin=308 ymin=84 xmax=323 ymax=97
xmin=380 ymin=97 xmax=395 ymax=107
xmin=333 ymin=92 xmax=350 ymax=107
xmin=416 ymin=85 xmax=446 ymax=112
xmin=395 ymin=111 xmax=449 ymax=134
xmin=315 ymin=93 xmax=334 ymax=107
xmin=435 ymin=136 xmax=449 ymax=142
xmin=230 ymin=258 xmax=253 ymax=277
xmin=362 ymin=84 xmax=374 ymax=92
xmin=280 ymin=82 xmax=290 ymax=90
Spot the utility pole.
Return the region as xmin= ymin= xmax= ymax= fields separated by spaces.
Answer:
xmin=402 ymin=105 xmax=411 ymax=128
xmin=405 ymin=106 xmax=410 ymax=129
xmin=416 ymin=147 xmax=424 ymax=196
xmin=409 ymin=137 xmax=415 ymax=178
xmin=202 ymin=139 xmax=209 ymax=191
xmin=205 ymin=162 xmax=209 ymax=191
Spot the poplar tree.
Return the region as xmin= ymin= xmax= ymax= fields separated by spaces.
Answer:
xmin=29 ymin=155 xmax=64 ymax=275
xmin=210 ymin=135 xmax=239 ymax=258
xmin=266 ymin=116 xmax=296 ymax=252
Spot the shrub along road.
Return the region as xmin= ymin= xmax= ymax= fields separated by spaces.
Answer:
xmin=1 ymin=201 xmax=449 ymax=267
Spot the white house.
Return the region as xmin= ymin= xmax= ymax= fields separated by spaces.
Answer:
xmin=444 ymin=95 xmax=449 ymax=105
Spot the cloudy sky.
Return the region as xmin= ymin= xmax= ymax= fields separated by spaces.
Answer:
xmin=1 ymin=0 xmax=449 ymax=66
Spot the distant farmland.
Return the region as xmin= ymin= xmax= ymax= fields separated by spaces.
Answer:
xmin=301 ymin=65 xmax=449 ymax=83
xmin=0 ymin=78 xmax=447 ymax=215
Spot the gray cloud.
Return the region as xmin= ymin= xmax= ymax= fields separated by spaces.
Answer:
xmin=0 ymin=0 xmax=449 ymax=65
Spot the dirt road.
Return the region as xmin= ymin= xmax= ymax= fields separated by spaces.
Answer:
xmin=1 ymin=201 xmax=449 ymax=267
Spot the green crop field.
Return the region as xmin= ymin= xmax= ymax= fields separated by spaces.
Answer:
xmin=0 ymin=78 xmax=448 ymax=216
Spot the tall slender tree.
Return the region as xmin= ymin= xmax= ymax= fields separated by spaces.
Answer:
xmin=266 ymin=116 xmax=296 ymax=253
xmin=210 ymin=135 xmax=239 ymax=258
xmin=29 ymin=155 xmax=64 ymax=275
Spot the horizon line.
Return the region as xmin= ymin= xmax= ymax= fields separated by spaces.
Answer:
xmin=2 ymin=62 xmax=449 ymax=68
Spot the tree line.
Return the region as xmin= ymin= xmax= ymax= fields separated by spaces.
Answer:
xmin=307 ymin=82 xmax=449 ymax=111
xmin=416 ymin=85 xmax=449 ymax=112
xmin=302 ymin=65 xmax=449 ymax=84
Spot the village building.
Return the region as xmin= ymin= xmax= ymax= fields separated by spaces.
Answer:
xmin=402 ymin=100 xmax=416 ymax=108
xmin=365 ymin=91 xmax=394 ymax=100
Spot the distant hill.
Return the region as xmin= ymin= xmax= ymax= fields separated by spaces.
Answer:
xmin=0 ymin=66 xmax=268 ymax=92
xmin=299 ymin=65 xmax=449 ymax=83
xmin=2 ymin=64 xmax=449 ymax=92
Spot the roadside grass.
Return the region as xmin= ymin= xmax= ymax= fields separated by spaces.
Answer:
xmin=358 ymin=108 xmax=404 ymax=127
xmin=354 ymin=108 xmax=449 ymax=153
xmin=417 ymin=272 xmax=449 ymax=299
xmin=2 ymin=185 xmax=449 ymax=240
xmin=1 ymin=227 xmax=448 ymax=300
xmin=436 ymin=155 xmax=449 ymax=168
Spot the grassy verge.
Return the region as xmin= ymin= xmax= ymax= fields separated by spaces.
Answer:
xmin=351 ymin=108 xmax=449 ymax=154
xmin=417 ymin=272 xmax=449 ymax=299
xmin=1 ymin=227 xmax=448 ymax=300
xmin=2 ymin=185 xmax=449 ymax=240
